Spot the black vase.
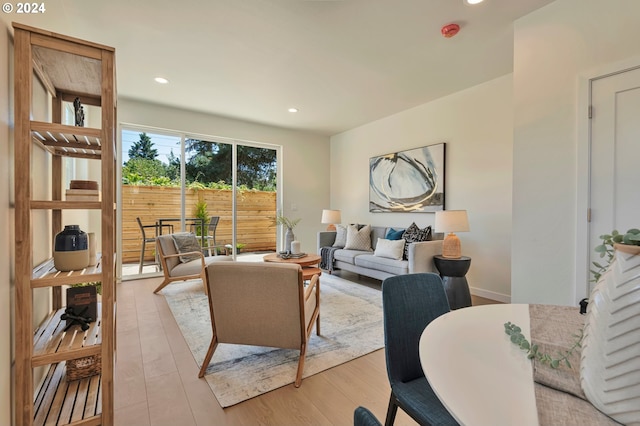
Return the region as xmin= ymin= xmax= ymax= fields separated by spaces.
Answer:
xmin=53 ymin=225 xmax=89 ymax=271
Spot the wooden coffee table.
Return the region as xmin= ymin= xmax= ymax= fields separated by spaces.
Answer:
xmin=263 ymin=253 xmax=322 ymax=281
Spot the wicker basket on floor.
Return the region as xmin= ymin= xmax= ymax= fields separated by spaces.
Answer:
xmin=66 ymin=354 xmax=101 ymax=381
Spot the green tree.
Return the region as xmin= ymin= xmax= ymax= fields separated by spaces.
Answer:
xmin=184 ymin=139 xmax=276 ymax=190
xmin=128 ymin=132 xmax=158 ymax=160
xmin=122 ymin=157 xmax=168 ymax=185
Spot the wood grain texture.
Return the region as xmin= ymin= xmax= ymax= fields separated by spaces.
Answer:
xmin=114 ymin=276 xmax=499 ymax=425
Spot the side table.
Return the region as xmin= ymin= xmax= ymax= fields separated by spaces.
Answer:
xmin=433 ymin=255 xmax=472 ymax=310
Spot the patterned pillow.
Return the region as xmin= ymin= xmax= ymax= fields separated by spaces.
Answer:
xmin=171 ymin=233 xmax=202 ymax=263
xmin=332 ymin=224 xmax=348 ymax=248
xmin=344 ymin=224 xmax=372 ymax=251
xmin=374 ymin=238 xmax=405 ymax=260
xmin=385 ymin=228 xmax=405 ymax=240
xmin=401 ymin=223 xmax=432 ymax=260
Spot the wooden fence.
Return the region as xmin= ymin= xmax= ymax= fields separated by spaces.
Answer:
xmin=122 ymin=185 xmax=277 ymax=263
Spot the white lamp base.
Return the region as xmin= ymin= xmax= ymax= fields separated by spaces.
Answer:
xmin=442 ymin=233 xmax=462 ymax=258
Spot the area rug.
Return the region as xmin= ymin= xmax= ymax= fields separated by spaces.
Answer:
xmin=161 ymin=273 xmax=384 ymax=407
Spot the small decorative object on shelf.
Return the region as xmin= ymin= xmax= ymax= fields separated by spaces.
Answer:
xmin=66 ymin=282 xmax=99 ymax=324
xmin=66 ymin=354 xmax=101 ymax=382
xmin=73 ymin=97 xmax=85 ymax=127
xmin=53 ymin=225 xmax=89 ymax=271
xmin=61 ymin=306 xmax=93 ymax=331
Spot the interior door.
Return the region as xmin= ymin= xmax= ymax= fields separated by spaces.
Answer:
xmin=588 ymin=66 xmax=640 ymax=292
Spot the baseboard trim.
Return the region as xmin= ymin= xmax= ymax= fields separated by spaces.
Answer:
xmin=470 ymin=286 xmax=511 ymax=304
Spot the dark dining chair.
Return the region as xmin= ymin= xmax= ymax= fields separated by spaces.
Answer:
xmin=354 ymin=406 xmax=382 ymax=426
xmin=136 ymin=217 xmax=172 ymax=274
xmin=381 ymin=273 xmax=458 ymax=426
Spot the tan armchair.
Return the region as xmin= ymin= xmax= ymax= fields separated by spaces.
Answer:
xmin=198 ymin=261 xmax=321 ymax=387
xmin=154 ymin=233 xmax=232 ymax=295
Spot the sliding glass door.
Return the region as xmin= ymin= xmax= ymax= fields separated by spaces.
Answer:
xmin=119 ymin=126 xmax=279 ymax=278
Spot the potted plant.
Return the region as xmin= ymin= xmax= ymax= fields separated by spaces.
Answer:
xmin=273 ymin=210 xmax=301 ymax=252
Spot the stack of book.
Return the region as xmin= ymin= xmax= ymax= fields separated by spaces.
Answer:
xmin=66 ymin=180 xmax=100 ymax=201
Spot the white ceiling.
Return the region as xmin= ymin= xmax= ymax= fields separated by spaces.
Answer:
xmin=6 ymin=0 xmax=555 ymax=136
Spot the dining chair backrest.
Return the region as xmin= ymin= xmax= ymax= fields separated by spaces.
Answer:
xmin=382 ymin=273 xmax=450 ymax=385
xmin=136 ymin=217 xmax=151 ymax=240
xmin=353 ymin=406 xmax=382 ymax=426
xmin=207 ymin=216 xmax=219 ymax=239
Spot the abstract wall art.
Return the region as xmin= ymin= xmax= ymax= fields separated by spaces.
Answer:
xmin=369 ymin=143 xmax=445 ymax=213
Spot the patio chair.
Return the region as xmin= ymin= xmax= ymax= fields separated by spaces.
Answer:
xmin=198 ymin=261 xmax=320 ymax=387
xmin=136 ymin=217 xmax=173 ymax=274
xmin=154 ymin=233 xmax=233 ymax=295
xmin=189 ymin=216 xmax=222 ymax=256
xmin=381 ymin=273 xmax=458 ymax=426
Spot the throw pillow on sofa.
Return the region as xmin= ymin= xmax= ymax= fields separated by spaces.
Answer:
xmin=401 ymin=223 xmax=432 ymax=260
xmin=374 ymin=238 xmax=405 ymax=260
xmin=332 ymin=224 xmax=348 ymax=248
xmin=386 ymin=228 xmax=405 ymax=240
xmin=345 ymin=224 xmax=372 ymax=251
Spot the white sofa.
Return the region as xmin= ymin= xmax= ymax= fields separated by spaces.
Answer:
xmin=317 ymin=226 xmax=442 ymax=281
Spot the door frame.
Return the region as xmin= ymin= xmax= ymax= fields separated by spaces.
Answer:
xmin=575 ymin=55 xmax=640 ymax=303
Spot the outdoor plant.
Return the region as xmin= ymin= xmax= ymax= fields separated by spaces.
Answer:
xmin=192 ymin=199 xmax=209 ymax=237
xmin=591 ymin=228 xmax=640 ymax=283
xmin=273 ymin=210 xmax=301 ymax=230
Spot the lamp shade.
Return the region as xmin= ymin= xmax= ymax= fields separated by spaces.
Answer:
xmin=321 ymin=209 xmax=341 ymax=225
xmin=434 ymin=210 xmax=469 ymax=233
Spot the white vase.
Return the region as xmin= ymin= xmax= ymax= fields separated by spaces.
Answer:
xmin=580 ymin=243 xmax=640 ymax=425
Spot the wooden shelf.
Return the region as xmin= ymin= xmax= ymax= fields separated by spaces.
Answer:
xmin=32 ymin=258 xmax=102 ymax=288
xmin=31 ymin=121 xmax=102 ymax=160
xmin=14 ymin=23 xmax=116 ymax=426
xmin=34 ymin=362 xmax=102 ymax=426
xmin=33 ymin=305 xmax=102 ymax=367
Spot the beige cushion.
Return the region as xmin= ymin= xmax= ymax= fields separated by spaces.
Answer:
xmin=170 ymin=255 xmax=232 ymax=277
xmin=345 ymin=224 xmax=372 ymax=251
xmin=171 ymin=232 xmax=202 ymax=263
xmin=374 ymin=238 xmax=405 ymax=260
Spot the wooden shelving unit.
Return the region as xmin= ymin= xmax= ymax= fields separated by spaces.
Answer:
xmin=13 ymin=23 xmax=116 ymax=426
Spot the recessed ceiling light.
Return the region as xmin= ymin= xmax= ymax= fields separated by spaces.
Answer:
xmin=154 ymin=77 xmax=169 ymax=84
xmin=288 ymin=108 xmax=299 ymax=113
xmin=465 ymin=0 xmax=484 ymax=4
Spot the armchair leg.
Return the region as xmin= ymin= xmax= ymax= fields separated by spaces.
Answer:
xmin=385 ymin=392 xmax=399 ymax=426
xmin=198 ymin=335 xmax=219 ymax=378
xmin=294 ymin=342 xmax=308 ymax=388
xmin=153 ymin=278 xmax=171 ymax=294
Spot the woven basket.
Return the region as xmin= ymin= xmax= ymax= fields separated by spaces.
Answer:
xmin=66 ymin=354 xmax=101 ymax=381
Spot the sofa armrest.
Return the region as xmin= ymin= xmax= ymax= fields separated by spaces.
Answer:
xmin=317 ymin=231 xmax=337 ymax=253
xmin=408 ymin=240 xmax=443 ymax=273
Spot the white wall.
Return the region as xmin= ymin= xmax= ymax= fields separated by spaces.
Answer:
xmin=118 ymin=98 xmax=331 ymax=254
xmin=0 ymin=16 xmax=13 ymax=426
xmin=512 ymin=0 xmax=640 ymax=305
xmin=331 ymin=75 xmax=514 ymax=301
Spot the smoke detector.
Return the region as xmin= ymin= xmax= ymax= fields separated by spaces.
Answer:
xmin=441 ymin=23 xmax=460 ymax=38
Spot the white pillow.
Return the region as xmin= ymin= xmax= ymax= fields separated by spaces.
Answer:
xmin=374 ymin=238 xmax=405 ymax=260
xmin=332 ymin=224 xmax=347 ymax=248
xmin=344 ymin=224 xmax=372 ymax=251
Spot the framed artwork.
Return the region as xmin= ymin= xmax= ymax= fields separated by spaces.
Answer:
xmin=369 ymin=143 xmax=445 ymax=213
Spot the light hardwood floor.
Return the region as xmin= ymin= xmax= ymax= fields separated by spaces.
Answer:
xmin=114 ymin=272 xmax=499 ymax=426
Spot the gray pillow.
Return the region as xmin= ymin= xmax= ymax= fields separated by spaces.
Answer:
xmin=332 ymin=224 xmax=347 ymax=248
xmin=171 ymin=233 xmax=202 ymax=263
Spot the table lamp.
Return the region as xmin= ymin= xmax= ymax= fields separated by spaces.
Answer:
xmin=321 ymin=209 xmax=342 ymax=231
xmin=434 ymin=210 xmax=470 ymax=258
